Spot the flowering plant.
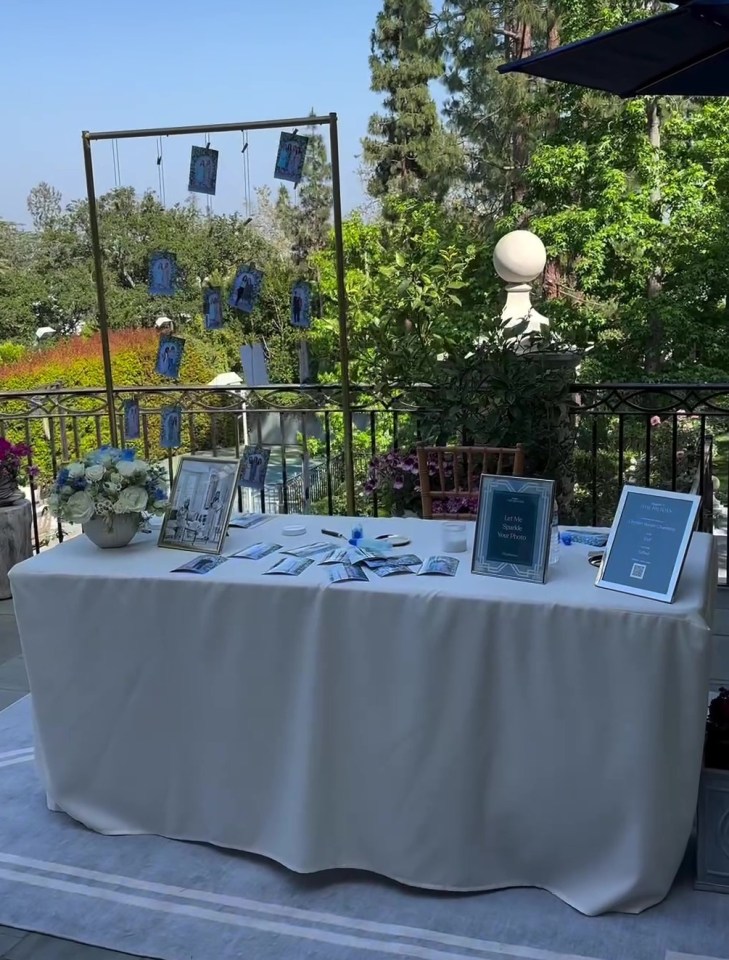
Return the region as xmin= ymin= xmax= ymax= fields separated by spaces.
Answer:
xmin=48 ymin=447 xmax=169 ymax=528
xmin=0 ymin=438 xmax=38 ymax=486
xmin=365 ymin=449 xmax=478 ymax=517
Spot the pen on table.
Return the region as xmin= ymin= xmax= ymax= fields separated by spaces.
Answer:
xmin=321 ymin=529 xmax=347 ymax=540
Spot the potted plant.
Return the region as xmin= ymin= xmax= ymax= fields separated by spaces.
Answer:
xmin=0 ymin=438 xmax=37 ymax=507
xmin=48 ymin=447 xmax=169 ymax=549
xmin=696 ymin=687 xmax=729 ymax=893
xmin=365 ymin=449 xmax=479 ymax=518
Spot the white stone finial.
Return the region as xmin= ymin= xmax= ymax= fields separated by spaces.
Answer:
xmin=493 ymin=230 xmax=549 ymax=339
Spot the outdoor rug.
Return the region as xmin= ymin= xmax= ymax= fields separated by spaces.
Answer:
xmin=0 ymin=696 xmax=727 ymax=960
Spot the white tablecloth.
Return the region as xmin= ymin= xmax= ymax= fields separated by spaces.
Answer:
xmin=9 ymin=516 xmax=717 ymax=916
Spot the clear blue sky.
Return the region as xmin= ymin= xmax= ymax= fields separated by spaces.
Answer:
xmin=0 ymin=0 xmax=384 ymax=228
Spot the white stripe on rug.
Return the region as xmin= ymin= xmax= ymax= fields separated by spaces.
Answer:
xmin=0 ymin=856 xmax=601 ymax=960
xmin=0 ymin=754 xmax=34 ymax=769
xmin=0 ymin=747 xmax=33 ymax=761
xmin=0 ymin=866 xmax=603 ymax=960
xmin=666 ymin=953 xmax=729 ymax=960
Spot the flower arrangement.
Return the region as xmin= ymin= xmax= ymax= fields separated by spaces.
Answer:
xmin=705 ymin=687 xmax=729 ymax=771
xmin=365 ymin=449 xmax=478 ymax=517
xmin=0 ymin=438 xmax=37 ymax=487
xmin=48 ymin=447 xmax=169 ymax=528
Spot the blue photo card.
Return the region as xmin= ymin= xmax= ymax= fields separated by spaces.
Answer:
xmin=274 ymin=133 xmax=309 ymax=185
xmin=188 ymin=145 xmax=219 ymax=196
xmin=203 ymin=287 xmax=224 ymax=330
xmin=160 ymin=405 xmax=182 ymax=449
xmin=290 ymin=281 xmax=312 ymax=329
xmin=596 ymin=486 xmax=701 ymax=603
xmin=229 ymin=267 xmax=263 ymax=314
xmin=155 ymin=335 xmax=185 ymax=380
xmin=472 ymin=476 xmax=554 ymax=584
xmin=123 ymin=399 xmax=140 ymax=440
xmin=148 ymin=251 xmax=179 ymax=296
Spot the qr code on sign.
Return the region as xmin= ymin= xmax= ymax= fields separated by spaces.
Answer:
xmin=630 ymin=563 xmax=646 ymax=580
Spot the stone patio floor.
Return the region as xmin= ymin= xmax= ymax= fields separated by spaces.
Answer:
xmin=0 ymin=597 xmax=151 ymax=959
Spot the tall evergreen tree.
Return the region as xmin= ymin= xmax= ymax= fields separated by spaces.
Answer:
xmin=363 ymin=0 xmax=461 ymax=202
xmin=439 ymin=0 xmax=560 ymax=215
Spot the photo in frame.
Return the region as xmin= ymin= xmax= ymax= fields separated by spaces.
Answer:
xmin=123 ymin=399 xmax=141 ymax=440
xmin=160 ymin=405 xmax=182 ymax=449
xmin=229 ymin=267 xmax=263 ymax=314
xmin=188 ymin=145 xmax=219 ymax=196
xmin=595 ymin=485 xmax=701 ymax=603
xmin=159 ymin=456 xmax=241 ymax=555
xmin=290 ymin=281 xmax=312 ymax=329
xmin=471 ymin=476 xmax=554 ymax=584
xmin=148 ymin=251 xmax=180 ymax=296
xmin=155 ymin=335 xmax=185 ymax=379
xmin=203 ymin=286 xmax=224 ymax=330
xmin=239 ymin=445 xmax=271 ymax=490
xmin=274 ymin=133 xmax=309 ymax=185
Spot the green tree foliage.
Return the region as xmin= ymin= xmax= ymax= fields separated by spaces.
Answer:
xmin=363 ymin=0 xmax=461 ymax=202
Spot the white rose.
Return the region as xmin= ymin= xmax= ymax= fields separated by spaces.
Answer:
xmin=85 ymin=464 xmax=105 ymax=482
xmin=109 ymin=470 xmax=122 ymax=484
xmin=116 ymin=460 xmax=137 ymax=478
xmin=114 ymin=485 xmax=148 ymax=514
xmin=62 ymin=485 xmax=73 ymax=495
xmin=67 ymin=462 xmax=85 ymax=479
xmin=64 ymin=491 xmax=96 ymax=524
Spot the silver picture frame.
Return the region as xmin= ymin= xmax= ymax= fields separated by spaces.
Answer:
xmin=158 ymin=456 xmax=240 ymax=555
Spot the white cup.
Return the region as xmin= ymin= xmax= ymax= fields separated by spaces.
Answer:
xmin=441 ymin=522 xmax=468 ymax=554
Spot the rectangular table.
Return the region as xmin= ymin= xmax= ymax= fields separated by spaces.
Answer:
xmin=9 ymin=515 xmax=717 ymax=916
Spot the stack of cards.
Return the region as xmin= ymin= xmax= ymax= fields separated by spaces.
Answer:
xmin=230 ymin=542 xmax=281 ymax=560
xmin=317 ymin=548 xmax=352 ymax=565
xmin=265 ymin=557 xmax=313 ymax=576
xmin=364 ymin=554 xmax=423 ymax=578
xmin=172 ymin=555 xmax=229 ymax=575
xmin=229 ymin=514 xmax=272 ymax=530
xmin=327 ymin=564 xmax=369 ymax=584
xmin=281 ymin=542 xmax=336 ymax=560
xmin=417 ymin=556 xmax=459 ymax=576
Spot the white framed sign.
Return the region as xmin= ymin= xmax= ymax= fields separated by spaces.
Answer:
xmin=595 ymin=485 xmax=701 ymax=604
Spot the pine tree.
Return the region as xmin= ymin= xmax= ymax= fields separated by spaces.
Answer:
xmin=363 ymin=0 xmax=462 ymax=202
xmin=439 ymin=0 xmax=560 ymax=215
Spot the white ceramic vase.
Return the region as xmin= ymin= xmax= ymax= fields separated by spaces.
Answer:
xmin=83 ymin=513 xmax=141 ymax=549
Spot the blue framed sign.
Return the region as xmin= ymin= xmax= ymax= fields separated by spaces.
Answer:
xmin=472 ymin=476 xmax=554 ymax=583
xmin=596 ymin=485 xmax=701 ymax=603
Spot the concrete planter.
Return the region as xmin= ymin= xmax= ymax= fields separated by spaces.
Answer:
xmin=696 ymin=766 xmax=729 ymax=893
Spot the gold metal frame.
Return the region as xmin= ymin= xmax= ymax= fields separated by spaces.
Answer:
xmin=158 ymin=455 xmax=241 ymax=555
xmin=82 ymin=113 xmax=355 ymax=513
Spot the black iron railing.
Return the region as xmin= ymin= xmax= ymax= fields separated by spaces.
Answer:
xmin=1 ymin=382 xmax=727 ymax=582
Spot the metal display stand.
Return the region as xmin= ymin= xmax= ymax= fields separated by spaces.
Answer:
xmin=81 ymin=113 xmax=355 ymax=513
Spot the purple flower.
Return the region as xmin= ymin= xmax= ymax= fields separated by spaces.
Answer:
xmin=393 ymin=478 xmax=404 ymax=490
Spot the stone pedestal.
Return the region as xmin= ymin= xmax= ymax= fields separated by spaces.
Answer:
xmin=0 ymin=500 xmax=33 ymax=600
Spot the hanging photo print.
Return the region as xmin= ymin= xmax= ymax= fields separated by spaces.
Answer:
xmin=203 ymin=287 xmax=224 ymax=330
xmin=240 ymin=342 xmax=269 ymax=386
xmin=123 ymin=399 xmax=141 ymax=440
xmin=290 ymin=281 xmax=312 ymax=329
xmin=148 ymin=251 xmax=180 ymax=296
xmin=274 ymin=133 xmax=309 ymax=185
xmin=160 ymin=405 xmax=182 ymax=449
xmin=155 ymin=335 xmax=185 ymax=380
xmin=229 ymin=266 xmax=263 ymax=314
xmin=188 ymin=145 xmax=219 ymax=196
xmin=239 ymin=445 xmax=271 ymax=491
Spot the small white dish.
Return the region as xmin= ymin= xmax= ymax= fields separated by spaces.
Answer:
xmin=282 ymin=525 xmax=307 ymax=537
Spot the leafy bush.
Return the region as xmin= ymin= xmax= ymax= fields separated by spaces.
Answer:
xmin=0 ymin=330 xmax=223 ymax=484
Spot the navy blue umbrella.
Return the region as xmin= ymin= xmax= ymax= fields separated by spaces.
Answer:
xmin=498 ymin=1 xmax=729 ymax=97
